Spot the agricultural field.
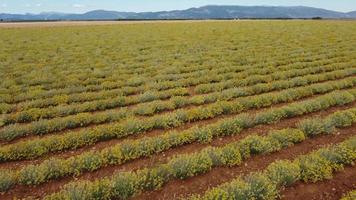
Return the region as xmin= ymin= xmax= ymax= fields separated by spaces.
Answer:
xmin=0 ymin=20 xmax=355 ymax=200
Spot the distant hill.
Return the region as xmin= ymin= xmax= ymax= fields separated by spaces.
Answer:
xmin=347 ymin=11 xmax=356 ymax=18
xmin=1 ymin=5 xmax=356 ymax=21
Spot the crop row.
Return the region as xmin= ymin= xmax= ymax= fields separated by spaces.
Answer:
xmin=1 ymin=64 xmax=354 ymax=130
xmin=4 ymin=21 xmax=355 ymax=103
xmin=0 ymin=87 xmax=189 ymax=126
xmin=0 ymin=104 xmax=354 ymax=193
xmin=0 ymin=52 xmax=341 ymax=115
xmin=192 ymin=136 xmax=356 ymax=200
xmin=0 ymin=82 xmax=354 ymax=166
xmin=2 ymin=40 xmax=339 ymax=95
xmin=0 ymin=80 xmax=356 ymax=162
xmin=0 ymin=55 xmax=269 ymax=105
xmin=2 ymin=61 xmax=353 ymax=125
xmin=0 ymin=87 xmax=188 ymax=137
xmin=132 ymin=70 xmax=355 ymax=116
xmin=194 ymin=57 xmax=355 ymax=94
xmin=144 ymin=53 xmax=353 ymax=93
xmin=6 ymin=36 xmax=351 ymax=93
xmin=0 ymin=72 xmax=354 ymax=146
xmin=1 ymin=49 xmax=351 ymax=108
xmin=37 ymin=111 xmax=356 ymax=200
xmin=0 ymin=86 xmax=140 ymax=113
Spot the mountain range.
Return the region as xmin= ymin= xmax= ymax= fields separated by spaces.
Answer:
xmin=1 ymin=5 xmax=356 ymax=21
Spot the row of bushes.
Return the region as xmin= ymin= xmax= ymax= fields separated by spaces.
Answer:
xmin=0 ymin=88 xmax=189 ymax=141
xmin=5 ymin=44 xmax=347 ymax=96
xmin=2 ymin=64 xmax=353 ymax=126
xmin=39 ymin=115 xmax=356 ymax=199
xmin=0 ymin=109 xmax=129 ymax=141
xmin=2 ymin=45 xmax=337 ymax=105
xmin=139 ymin=53 xmax=350 ymax=92
xmin=0 ymin=55 xmax=271 ymax=106
xmin=1 ymin=50 xmax=350 ymax=114
xmin=0 ymin=83 xmax=354 ymax=161
xmin=0 ymin=105 xmax=354 ymax=192
xmin=1 ymin=87 xmax=189 ymax=125
xmin=193 ymin=136 xmax=356 ymax=200
xmin=194 ymin=58 xmax=355 ymax=94
xmin=0 ymin=65 xmax=259 ymax=114
xmin=0 ymin=85 xmax=143 ymax=114
xmin=1 ymin=68 xmax=354 ymax=142
xmin=0 ymin=54 xmax=329 ymax=115
xmin=132 ymin=70 xmax=355 ymax=116
xmin=0 ymin=74 xmax=145 ymax=105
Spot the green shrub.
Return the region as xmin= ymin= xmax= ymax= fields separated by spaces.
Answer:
xmin=213 ymin=119 xmax=242 ymax=137
xmin=137 ymin=165 xmax=171 ymax=190
xmin=327 ymin=110 xmax=356 ymax=128
xmin=298 ymin=154 xmax=333 ymax=182
xmin=79 ymin=151 xmax=104 ymax=171
xmin=0 ymin=170 xmax=15 ymax=192
xmin=244 ymin=173 xmax=278 ymax=200
xmin=201 ymin=178 xmax=249 ymax=200
xmin=139 ymin=91 xmax=157 ymax=102
xmin=265 ymin=160 xmax=300 ymax=187
xmin=200 ymin=187 xmax=229 ymax=200
xmin=204 ymin=147 xmax=224 ymax=166
xmin=0 ymin=103 xmax=12 ymax=114
xmin=171 ymin=96 xmax=189 ymax=108
xmin=318 ymin=144 xmax=355 ymax=170
xmin=220 ymin=145 xmax=242 ymax=167
xmin=19 ymin=164 xmax=45 ymax=185
xmin=170 ymin=152 xmax=213 ymax=179
xmin=40 ymin=158 xmax=69 ymax=180
xmin=101 ymin=146 xmax=123 ymax=165
xmin=45 ymin=180 xmax=111 ymax=200
xmin=112 ymin=172 xmax=139 ymax=199
xmin=239 ymin=135 xmax=277 ymax=155
xmin=254 ymin=110 xmax=284 ymax=125
xmin=223 ymin=178 xmax=250 ymax=200
xmin=193 ymin=127 xmax=213 ymax=143
xmin=269 ymin=129 xmax=305 ymax=147
xmin=297 ymin=118 xmax=334 ymax=137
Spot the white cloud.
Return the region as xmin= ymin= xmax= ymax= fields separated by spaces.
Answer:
xmin=72 ymin=4 xmax=86 ymax=8
xmin=36 ymin=3 xmax=42 ymax=7
xmin=1 ymin=3 xmax=7 ymax=8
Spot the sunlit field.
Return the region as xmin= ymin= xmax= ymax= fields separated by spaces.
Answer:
xmin=0 ymin=20 xmax=355 ymax=199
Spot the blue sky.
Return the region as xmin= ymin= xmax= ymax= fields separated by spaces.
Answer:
xmin=1 ymin=0 xmax=355 ymax=14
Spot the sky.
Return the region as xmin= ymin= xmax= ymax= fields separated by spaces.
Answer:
xmin=0 ymin=0 xmax=355 ymax=14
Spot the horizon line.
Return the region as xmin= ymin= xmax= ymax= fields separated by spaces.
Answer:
xmin=2 ymin=4 xmax=355 ymax=15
